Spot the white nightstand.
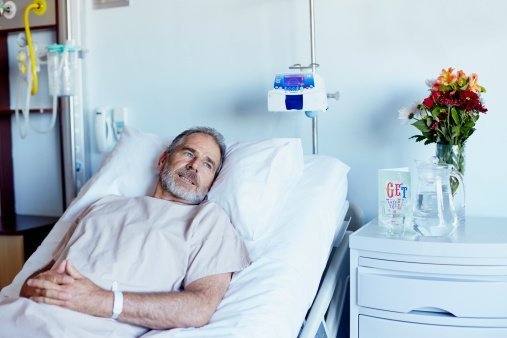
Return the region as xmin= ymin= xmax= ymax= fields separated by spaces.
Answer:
xmin=349 ymin=217 xmax=507 ymax=338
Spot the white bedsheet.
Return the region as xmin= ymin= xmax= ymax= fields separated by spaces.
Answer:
xmin=0 ymin=154 xmax=349 ymax=338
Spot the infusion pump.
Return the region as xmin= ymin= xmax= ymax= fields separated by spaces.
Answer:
xmin=267 ymin=72 xmax=328 ymax=112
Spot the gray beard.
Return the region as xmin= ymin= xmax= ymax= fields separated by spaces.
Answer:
xmin=160 ymin=166 xmax=207 ymax=204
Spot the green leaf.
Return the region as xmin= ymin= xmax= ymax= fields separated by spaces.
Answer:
xmin=409 ymin=135 xmax=426 ymax=143
xmin=431 ymin=107 xmax=440 ymax=118
xmin=452 ymin=126 xmax=460 ymax=138
xmin=412 ymin=119 xmax=430 ymax=132
xmin=464 ymin=121 xmax=475 ymax=129
xmin=451 ymin=108 xmax=460 ymax=125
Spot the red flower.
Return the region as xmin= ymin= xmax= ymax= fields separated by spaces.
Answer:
xmin=459 ymin=90 xmax=478 ymax=102
xmin=477 ymin=102 xmax=488 ymax=113
xmin=431 ymin=121 xmax=439 ymax=130
xmin=438 ymin=113 xmax=447 ymax=120
xmin=456 ymin=90 xmax=484 ymax=112
xmin=438 ymin=91 xmax=460 ymax=106
xmin=422 ymin=96 xmax=434 ymax=109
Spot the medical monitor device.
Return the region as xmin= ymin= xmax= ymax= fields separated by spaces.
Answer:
xmin=267 ymin=72 xmax=328 ymax=112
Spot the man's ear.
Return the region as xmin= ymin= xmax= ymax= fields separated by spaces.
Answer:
xmin=157 ymin=151 xmax=167 ymax=172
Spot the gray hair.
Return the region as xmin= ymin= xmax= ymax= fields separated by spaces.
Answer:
xmin=166 ymin=127 xmax=226 ymax=176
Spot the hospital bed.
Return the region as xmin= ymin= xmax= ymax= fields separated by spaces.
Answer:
xmin=0 ymin=127 xmax=350 ymax=338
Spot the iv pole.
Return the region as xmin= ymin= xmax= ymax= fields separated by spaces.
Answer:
xmin=308 ymin=0 xmax=318 ymax=155
xmin=295 ymin=0 xmax=338 ymax=155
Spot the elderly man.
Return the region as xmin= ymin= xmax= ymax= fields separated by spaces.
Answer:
xmin=0 ymin=127 xmax=250 ymax=337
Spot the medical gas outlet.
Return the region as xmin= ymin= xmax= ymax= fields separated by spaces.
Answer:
xmin=268 ymin=72 xmax=328 ymax=112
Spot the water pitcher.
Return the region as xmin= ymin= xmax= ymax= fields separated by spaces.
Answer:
xmin=413 ymin=161 xmax=465 ymax=237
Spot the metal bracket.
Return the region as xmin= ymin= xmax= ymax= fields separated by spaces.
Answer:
xmin=288 ymin=63 xmax=320 ymax=71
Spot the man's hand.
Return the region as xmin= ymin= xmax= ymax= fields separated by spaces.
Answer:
xmin=21 ymin=260 xmax=74 ymax=300
xmin=28 ymin=260 xmax=112 ymax=318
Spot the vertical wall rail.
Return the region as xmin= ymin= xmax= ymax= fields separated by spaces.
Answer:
xmin=58 ymin=0 xmax=86 ymax=206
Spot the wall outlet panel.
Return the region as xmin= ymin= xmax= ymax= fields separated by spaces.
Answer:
xmin=0 ymin=0 xmax=56 ymax=31
xmin=93 ymin=0 xmax=129 ymax=10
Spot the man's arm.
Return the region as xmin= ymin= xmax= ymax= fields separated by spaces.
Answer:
xmin=116 ymin=273 xmax=232 ymax=329
xmin=28 ymin=260 xmax=232 ymax=329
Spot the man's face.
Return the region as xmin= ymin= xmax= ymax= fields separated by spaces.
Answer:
xmin=159 ymin=133 xmax=221 ymax=204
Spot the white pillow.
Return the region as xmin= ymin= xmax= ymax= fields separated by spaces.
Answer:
xmin=62 ymin=127 xmax=168 ymax=221
xmin=208 ymin=139 xmax=304 ymax=241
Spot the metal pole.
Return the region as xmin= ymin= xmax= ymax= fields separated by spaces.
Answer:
xmin=58 ymin=0 xmax=74 ymax=205
xmin=309 ymin=0 xmax=318 ymax=154
xmin=58 ymin=0 xmax=86 ymax=206
xmin=312 ymin=115 xmax=318 ymax=155
xmin=309 ymin=0 xmax=316 ymax=73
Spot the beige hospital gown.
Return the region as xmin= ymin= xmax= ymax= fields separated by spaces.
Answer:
xmin=0 ymin=195 xmax=250 ymax=337
xmin=53 ymin=195 xmax=251 ymax=293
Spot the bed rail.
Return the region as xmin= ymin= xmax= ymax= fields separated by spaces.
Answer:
xmin=299 ymin=230 xmax=351 ymax=338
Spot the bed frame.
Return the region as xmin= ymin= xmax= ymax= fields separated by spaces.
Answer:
xmin=299 ymin=227 xmax=352 ymax=338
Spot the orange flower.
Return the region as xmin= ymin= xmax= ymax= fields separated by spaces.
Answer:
xmin=467 ymin=73 xmax=481 ymax=93
xmin=456 ymin=70 xmax=467 ymax=87
xmin=437 ymin=67 xmax=457 ymax=86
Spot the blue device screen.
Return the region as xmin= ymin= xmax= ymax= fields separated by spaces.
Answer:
xmin=274 ymin=73 xmax=315 ymax=90
xmin=284 ymin=75 xmax=305 ymax=87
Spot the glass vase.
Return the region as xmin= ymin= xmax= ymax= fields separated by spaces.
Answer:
xmin=435 ymin=143 xmax=465 ymax=226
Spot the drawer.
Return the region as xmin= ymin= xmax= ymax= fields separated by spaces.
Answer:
xmin=357 ymin=259 xmax=507 ymax=318
xmin=359 ymin=315 xmax=507 ymax=338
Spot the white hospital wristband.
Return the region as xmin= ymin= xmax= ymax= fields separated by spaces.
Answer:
xmin=111 ymin=290 xmax=123 ymax=320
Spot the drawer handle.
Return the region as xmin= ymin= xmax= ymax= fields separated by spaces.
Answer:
xmin=409 ymin=307 xmax=457 ymax=317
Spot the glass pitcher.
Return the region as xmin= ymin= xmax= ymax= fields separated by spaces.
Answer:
xmin=412 ymin=161 xmax=465 ymax=237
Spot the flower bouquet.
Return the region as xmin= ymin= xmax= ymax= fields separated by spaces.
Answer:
xmin=399 ymin=67 xmax=488 ymax=177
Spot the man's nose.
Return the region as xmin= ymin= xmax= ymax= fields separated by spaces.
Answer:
xmin=186 ymin=158 xmax=198 ymax=170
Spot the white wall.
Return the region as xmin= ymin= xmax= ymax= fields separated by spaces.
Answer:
xmin=9 ymin=0 xmax=507 ymax=221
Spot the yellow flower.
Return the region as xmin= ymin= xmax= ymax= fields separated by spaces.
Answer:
xmin=437 ymin=67 xmax=457 ymax=86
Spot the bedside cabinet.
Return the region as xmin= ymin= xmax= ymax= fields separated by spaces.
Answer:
xmin=350 ymin=217 xmax=507 ymax=338
xmin=0 ymin=215 xmax=57 ymax=289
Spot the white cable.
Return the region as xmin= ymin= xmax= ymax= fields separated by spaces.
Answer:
xmin=30 ymin=87 xmax=58 ymax=133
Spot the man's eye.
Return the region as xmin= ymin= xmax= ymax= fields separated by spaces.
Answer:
xmin=184 ymin=151 xmax=193 ymax=157
xmin=204 ymin=162 xmax=212 ymax=170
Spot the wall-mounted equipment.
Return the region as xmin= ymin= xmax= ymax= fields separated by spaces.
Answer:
xmin=47 ymin=42 xmax=78 ymax=97
xmin=93 ymin=0 xmax=129 ymax=10
xmin=15 ymin=22 xmax=81 ymax=138
xmin=95 ymin=106 xmax=128 ymax=152
xmin=0 ymin=1 xmax=16 ymax=20
xmin=0 ymin=0 xmax=55 ymax=31
xmin=24 ymin=0 xmax=47 ymax=95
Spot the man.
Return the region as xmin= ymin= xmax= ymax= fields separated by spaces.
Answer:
xmin=0 ymin=127 xmax=250 ymax=337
